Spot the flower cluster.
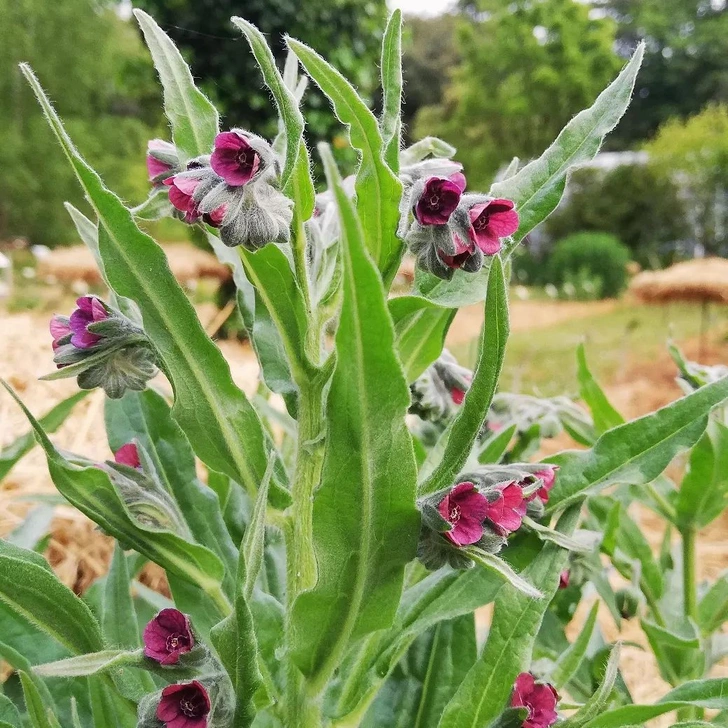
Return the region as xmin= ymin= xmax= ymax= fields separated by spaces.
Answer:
xmin=159 ymin=130 xmax=293 ymax=250
xmin=409 ymin=349 xmax=473 ymax=422
xmin=510 ymin=672 xmax=559 ymax=728
xmin=400 ymin=169 xmax=519 ymax=280
xmin=49 ymin=296 xmax=157 ymax=399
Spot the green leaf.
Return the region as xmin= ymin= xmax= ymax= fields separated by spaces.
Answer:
xmin=19 ymin=672 xmax=61 ymax=728
xmin=419 ymin=256 xmax=509 ymax=496
xmin=438 ymin=507 xmax=580 ymax=728
xmin=0 ymin=540 xmax=103 ymax=656
xmin=580 ymin=678 xmax=728 ymax=727
xmin=231 ymin=17 xmax=308 ymax=192
xmin=550 ymin=602 xmax=599 ymax=689
xmin=3 ymin=382 xmax=227 ymax=601
xmin=21 ymin=64 xmax=288 ymax=509
xmin=0 ymin=391 xmax=88 ymax=482
xmin=34 ymin=650 xmax=138 ymax=678
xmin=6 ymin=505 xmax=54 ymax=551
xmin=415 ymin=43 xmax=644 ymax=307
xmin=477 ymin=423 xmax=517 ymax=464
xmin=677 ymin=420 xmax=728 ymax=529
xmin=133 ymin=9 xmax=219 ymax=161
xmin=130 ymin=189 xmax=173 ymax=221
xmin=464 ymin=549 xmax=541 ymax=599
xmin=698 ymin=572 xmax=728 ymax=635
xmin=287 ymin=38 xmax=404 ymax=284
xmin=641 ymin=616 xmax=702 ymax=684
xmin=576 ymin=343 xmax=624 ymax=434
xmin=290 ymin=146 xmax=419 ymax=686
xmin=89 ymin=677 xmax=136 ymax=728
xmin=389 ymin=296 xmax=456 ymax=382
xmin=380 ymin=10 xmax=403 ymax=172
xmin=0 ymin=694 xmax=21 ymax=727
xmin=548 ymin=374 xmax=728 ymax=511
xmin=242 ymin=454 xmax=275 ymax=601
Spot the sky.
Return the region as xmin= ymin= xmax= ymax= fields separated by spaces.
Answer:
xmin=387 ymin=0 xmax=456 ymax=17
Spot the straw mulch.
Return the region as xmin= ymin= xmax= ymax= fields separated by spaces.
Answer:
xmin=630 ymin=257 xmax=728 ymax=303
xmin=37 ymin=243 xmax=231 ymax=286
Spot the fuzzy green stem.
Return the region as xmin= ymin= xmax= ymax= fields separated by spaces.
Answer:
xmin=682 ymin=526 xmax=698 ymax=621
xmin=206 ymin=583 xmax=233 ymax=617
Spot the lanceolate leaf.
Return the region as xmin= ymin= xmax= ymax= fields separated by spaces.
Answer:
xmin=19 ymin=672 xmax=62 ymax=728
xmin=547 ymin=374 xmax=728 ymax=511
xmin=415 ymin=44 xmax=644 ymax=307
xmin=290 ymin=146 xmax=420 ymax=685
xmin=576 ymin=343 xmax=624 ymax=435
xmin=550 ymin=601 xmax=600 ymax=689
xmin=438 ymin=507 xmax=581 ymax=728
xmin=389 ymin=296 xmax=456 ymax=383
xmin=0 ymin=541 xmax=103 ymax=657
xmin=287 ymin=38 xmax=404 ymax=284
xmin=134 ymin=9 xmax=219 ymax=161
xmin=0 ymin=390 xmax=88 ymax=482
xmin=22 ymin=65 xmax=288 ymax=508
xmin=380 ymin=10 xmax=403 ymax=172
xmin=419 ymin=256 xmax=509 ymax=496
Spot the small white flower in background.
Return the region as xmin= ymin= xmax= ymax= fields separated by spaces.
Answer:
xmin=31 ymin=244 xmax=51 ymax=260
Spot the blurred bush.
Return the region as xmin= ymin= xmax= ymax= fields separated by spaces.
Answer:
xmin=547 ymin=232 xmax=631 ymax=300
xmin=544 ymin=164 xmax=690 ymax=269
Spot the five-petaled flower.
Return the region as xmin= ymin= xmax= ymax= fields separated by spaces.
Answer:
xmin=211 ymin=131 xmax=261 ymax=186
xmin=144 ymin=609 xmax=195 ymax=665
xmin=485 ymin=483 xmax=527 ymax=535
xmin=466 ymin=198 xmax=519 ymax=255
xmin=114 ymin=443 xmax=141 ymax=469
xmin=156 ymin=680 xmax=210 ymax=728
xmin=438 ymin=482 xmax=489 ymax=546
xmin=510 ymin=672 xmax=559 ymax=728
xmin=68 ymin=296 xmax=108 ymax=349
xmin=164 ymin=175 xmax=226 ymax=227
xmin=414 ymin=174 xmax=466 ymax=225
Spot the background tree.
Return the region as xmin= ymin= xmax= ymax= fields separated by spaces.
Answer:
xmin=415 ymin=0 xmax=621 ymax=187
xmin=0 ymin=0 xmax=161 ymax=246
xmin=133 ymin=0 xmax=388 ymax=141
xmin=602 ymin=0 xmax=728 ymax=145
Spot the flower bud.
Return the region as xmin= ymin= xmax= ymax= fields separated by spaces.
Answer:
xmin=114 ymin=442 xmax=141 ymax=469
xmin=410 ymin=350 xmax=473 ymax=422
xmin=559 ymin=569 xmax=570 ymax=590
xmin=143 ymin=609 xmax=195 ymax=665
xmin=147 ymin=139 xmax=180 ymax=186
xmin=510 ymin=673 xmax=559 ymax=728
xmin=615 ymin=585 xmax=642 ymax=619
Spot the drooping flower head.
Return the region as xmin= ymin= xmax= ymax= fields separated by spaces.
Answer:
xmin=414 ymin=174 xmax=466 ymax=225
xmin=438 ymin=482 xmax=489 ymax=546
xmin=156 ymin=681 xmax=210 ymax=728
xmin=114 ymin=443 xmax=141 ymax=469
xmin=510 ymin=672 xmax=559 ymax=728
xmin=69 ymin=296 xmax=109 ymax=349
xmin=164 ymin=173 xmax=226 ymax=227
xmin=147 ymin=139 xmax=179 ymax=185
xmin=144 ymin=609 xmax=195 ymax=665
xmin=485 ymin=483 xmax=527 ymax=535
xmin=466 ymin=198 xmax=519 ymax=255
xmin=211 ymin=130 xmax=262 ymax=186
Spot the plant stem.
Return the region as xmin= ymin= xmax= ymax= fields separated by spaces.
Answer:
xmin=682 ymin=526 xmax=698 ymax=621
xmin=206 ymin=583 xmax=233 ymax=617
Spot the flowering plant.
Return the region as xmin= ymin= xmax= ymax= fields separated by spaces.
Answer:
xmin=2 ymin=9 xmax=728 ymax=728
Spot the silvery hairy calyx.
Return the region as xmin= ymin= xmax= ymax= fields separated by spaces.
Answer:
xmin=4 ymin=9 xmax=728 ymax=728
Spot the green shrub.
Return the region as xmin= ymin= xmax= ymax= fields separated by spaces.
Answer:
xmin=548 ymin=232 xmax=630 ymax=299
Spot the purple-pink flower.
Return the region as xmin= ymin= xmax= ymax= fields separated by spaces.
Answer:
xmin=466 ymin=198 xmax=519 ymax=255
xmin=559 ymin=569 xmax=570 ymax=590
xmin=414 ymin=174 xmax=466 ymax=225
xmin=438 ymin=482 xmax=489 ymax=546
xmin=114 ymin=443 xmax=141 ymax=469
xmin=69 ymin=296 xmax=108 ymax=349
xmin=156 ymin=681 xmax=210 ymax=728
xmin=143 ymin=609 xmax=194 ymax=665
xmin=146 ymin=139 xmax=177 ymax=183
xmin=485 ymin=483 xmax=527 ymax=535
xmin=211 ymin=131 xmax=261 ymax=186
xmin=164 ymin=175 xmax=226 ymax=227
xmin=49 ymin=316 xmax=71 ymax=352
xmin=532 ymin=466 xmax=559 ymax=504
xmin=510 ymin=672 xmax=559 ymax=728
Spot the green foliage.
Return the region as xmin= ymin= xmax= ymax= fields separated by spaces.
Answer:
xmin=548 ymin=232 xmax=631 ymax=299
xmin=544 ymin=164 xmax=690 ymax=268
xmin=418 ymin=0 xmax=621 ymax=186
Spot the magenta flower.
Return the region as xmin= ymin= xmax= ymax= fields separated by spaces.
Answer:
xmin=69 ymin=296 xmax=108 ymax=349
xmin=485 ymin=483 xmax=527 ymax=535
xmin=49 ymin=315 xmax=71 ymax=352
xmin=451 ymin=387 xmax=466 ymax=405
xmin=114 ymin=443 xmax=141 ymax=469
xmin=211 ymin=131 xmax=261 ymax=186
xmin=414 ymin=174 xmax=466 ymax=225
xmin=559 ymin=569 xmax=570 ymax=590
xmin=144 ymin=609 xmax=195 ymax=665
xmin=156 ymin=681 xmax=210 ymax=728
xmin=510 ymin=672 xmax=559 ymax=728
xmin=438 ymin=482 xmax=489 ymax=546
xmin=467 ymin=198 xmax=519 ymax=255
xmin=533 ymin=466 xmax=559 ymax=504
xmin=146 ymin=139 xmax=177 ymax=183
xmin=164 ymin=175 xmax=226 ymax=227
